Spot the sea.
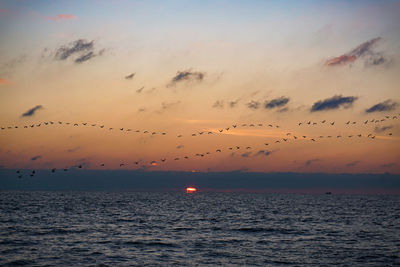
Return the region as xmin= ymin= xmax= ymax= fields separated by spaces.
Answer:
xmin=0 ymin=191 xmax=399 ymax=266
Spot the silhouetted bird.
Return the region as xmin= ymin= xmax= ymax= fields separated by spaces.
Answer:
xmin=120 ymin=163 xmax=125 ymax=167
xmin=216 ymin=149 xmax=221 ymax=152
xmin=78 ymin=165 xmax=82 ymax=168
xmin=100 ymin=125 xmax=104 ymax=128
xmin=82 ymin=123 xmax=87 ymax=125
xmin=120 ymin=128 xmax=124 ymax=131
xmin=321 ymin=120 xmax=326 ymax=123
xmin=265 ymin=143 xmax=269 ymax=146
xmin=74 ymin=123 xmax=78 ymax=126
xmin=233 ymin=125 xmax=237 ymax=128
xmin=219 ymin=129 xmax=223 ymax=132
xmin=389 ymin=133 xmax=393 ymax=136
xmin=298 ymin=122 xmax=302 ymax=126
xmin=311 ymin=138 xmax=315 ymax=141
xmin=64 ymin=168 xmax=68 ymax=171
xmin=330 ymin=122 xmax=335 ymax=125
xmin=178 ymin=135 xmax=182 ymax=137
xmin=51 ymin=168 xmax=56 ymax=173
xmin=100 ymin=164 xmax=105 ymax=166
xmin=161 ymin=159 xmax=166 ymax=162
xmin=246 ymin=146 xmax=251 ymax=149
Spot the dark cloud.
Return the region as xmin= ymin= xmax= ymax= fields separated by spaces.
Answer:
xmin=168 ymin=69 xmax=205 ymax=87
xmin=161 ymin=101 xmax=180 ymax=111
xmin=310 ymin=95 xmax=357 ymax=112
xmin=346 ymin=161 xmax=360 ymax=167
xmin=54 ymin=39 xmax=103 ymax=64
xmin=305 ymin=158 xmax=319 ymax=166
xmin=125 ymin=73 xmax=135 ymax=80
xmin=75 ymin=51 xmax=95 ymax=63
xmin=381 ymin=162 xmax=397 ymax=168
xmin=365 ymin=100 xmax=397 ymax=113
xmin=264 ymin=97 xmax=290 ymax=109
xmin=229 ymin=99 xmax=240 ymax=108
xmin=255 ymin=150 xmax=274 ymax=156
xmin=66 ymin=146 xmax=81 ymax=153
xmin=31 ymin=155 xmax=42 ymax=161
xmin=212 ymin=100 xmax=224 ymax=109
xmin=241 ymin=152 xmax=252 ymax=158
xmin=325 ymin=37 xmax=386 ymax=66
xmin=0 ymin=54 xmax=27 ymax=76
xmin=374 ymin=125 xmax=393 ymax=133
xmin=247 ymin=100 xmax=260 ymax=110
xmin=22 ymin=105 xmax=43 ymax=117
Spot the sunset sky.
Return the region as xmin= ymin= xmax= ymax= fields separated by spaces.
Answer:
xmin=0 ymin=0 xmax=399 ymax=174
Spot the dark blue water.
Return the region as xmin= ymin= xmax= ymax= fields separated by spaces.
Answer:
xmin=0 ymin=192 xmax=399 ymax=266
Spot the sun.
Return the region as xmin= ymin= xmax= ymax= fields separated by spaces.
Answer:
xmin=186 ymin=187 xmax=197 ymax=193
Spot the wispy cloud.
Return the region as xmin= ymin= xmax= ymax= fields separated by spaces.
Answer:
xmin=381 ymin=162 xmax=397 ymax=168
xmin=167 ymin=69 xmax=205 ymax=87
xmin=247 ymin=100 xmax=260 ymax=110
xmin=346 ymin=161 xmax=360 ymax=167
xmin=125 ymin=73 xmax=135 ymax=80
xmin=365 ymin=100 xmax=397 ymax=113
xmin=47 ymin=14 xmax=77 ymax=21
xmin=66 ymin=146 xmax=81 ymax=153
xmin=325 ymin=37 xmax=386 ymax=67
xmin=255 ymin=150 xmax=275 ymax=156
xmin=212 ymin=100 xmax=224 ymax=109
xmin=22 ymin=105 xmax=43 ymax=117
xmin=241 ymin=152 xmax=252 ymax=158
xmin=0 ymin=78 xmax=11 ymax=85
xmin=374 ymin=125 xmax=393 ymax=133
xmin=264 ymin=97 xmax=290 ymax=109
xmin=229 ymin=99 xmax=240 ymax=108
xmin=31 ymin=155 xmax=42 ymax=161
xmin=305 ymin=158 xmax=319 ymax=166
xmin=54 ymin=39 xmax=104 ymax=64
xmin=311 ymin=95 xmax=357 ymax=112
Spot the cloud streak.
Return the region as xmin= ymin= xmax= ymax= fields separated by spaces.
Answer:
xmin=365 ymin=100 xmax=397 ymax=113
xmin=47 ymin=14 xmax=77 ymax=21
xmin=264 ymin=97 xmax=290 ymax=109
xmin=167 ymin=69 xmax=205 ymax=87
xmin=22 ymin=105 xmax=43 ymax=117
xmin=311 ymin=95 xmax=357 ymax=112
xmin=54 ymin=39 xmax=103 ymax=64
xmin=125 ymin=73 xmax=135 ymax=80
xmin=31 ymin=155 xmax=42 ymax=161
xmin=325 ymin=37 xmax=385 ymax=66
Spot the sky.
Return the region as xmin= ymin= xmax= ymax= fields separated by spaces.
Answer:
xmin=0 ymin=0 xmax=399 ymax=175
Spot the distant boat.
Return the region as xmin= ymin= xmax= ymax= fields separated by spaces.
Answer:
xmin=325 ymin=192 xmax=332 ymax=195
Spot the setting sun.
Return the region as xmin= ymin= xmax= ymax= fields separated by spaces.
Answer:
xmin=186 ymin=187 xmax=197 ymax=193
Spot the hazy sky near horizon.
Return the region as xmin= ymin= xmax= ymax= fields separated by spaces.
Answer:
xmin=0 ymin=0 xmax=399 ymax=174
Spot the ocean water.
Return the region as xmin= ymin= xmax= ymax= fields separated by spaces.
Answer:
xmin=0 ymin=192 xmax=399 ymax=266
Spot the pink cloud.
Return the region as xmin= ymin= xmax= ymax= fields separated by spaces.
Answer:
xmin=325 ymin=54 xmax=357 ymax=66
xmin=0 ymin=78 xmax=11 ymax=85
xmin=325 ymin=37 xmax=382 ymax=66
xmin=47 ymin=14 xmax=77 ymax=21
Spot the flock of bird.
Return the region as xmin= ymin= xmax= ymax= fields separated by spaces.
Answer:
xmin=3 ymin=113 xmax=399 ymax=178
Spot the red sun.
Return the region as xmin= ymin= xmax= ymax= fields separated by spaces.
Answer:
xmin=186 ymin=187 xmax=197 ymax=193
